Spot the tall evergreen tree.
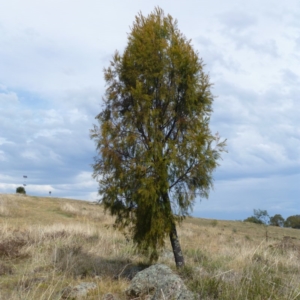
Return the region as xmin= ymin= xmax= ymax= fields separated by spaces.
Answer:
xmin=91 ymin=7 xmax=226 ymax=268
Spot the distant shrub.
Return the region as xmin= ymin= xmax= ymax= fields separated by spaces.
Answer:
xmin=244 ymin=216 xmax=263 ymax=224
xmin=16 ymin=186 xmax=26 ymax=194
xmin=210 ymin=219 xmax=218 ymax=227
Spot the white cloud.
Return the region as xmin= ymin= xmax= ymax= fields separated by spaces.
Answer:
xmin=218 ymin=11 xmax=257 ymax=33
xmin=0 ymin=150 xmax=7 ymax=161
xmin=0 ymin=137 xmax=15 ymax=146
xmin=25 ymin=184 xmax=54 ymax=194
xmin=33 ymin=129 xmax=71 ymax=139
xmin=0 ymin=90 xmax=19 ymax=103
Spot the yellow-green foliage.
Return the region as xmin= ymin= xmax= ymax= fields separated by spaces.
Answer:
xmin=90 ymin=7 xmax=226 ymax=261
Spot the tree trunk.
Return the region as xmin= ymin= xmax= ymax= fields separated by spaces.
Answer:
xmin=162 ymin=192 xmax=185 ymax=268
xmin=169 ymin=222 xmax=185 ymax=268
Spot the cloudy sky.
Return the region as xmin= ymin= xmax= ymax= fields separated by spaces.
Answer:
xmin=1 ymin=0 xmax=299 ymax=220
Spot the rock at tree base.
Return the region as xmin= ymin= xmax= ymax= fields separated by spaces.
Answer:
xmin=125 ymin=264 xmax=196 ymax=300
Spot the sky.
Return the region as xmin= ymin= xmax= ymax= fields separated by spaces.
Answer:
xmin=0 ymin=0 xmax=300 ymax=221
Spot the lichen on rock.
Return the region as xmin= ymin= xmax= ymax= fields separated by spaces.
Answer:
xmin=125 ymin=264 xmax=196 ymax=300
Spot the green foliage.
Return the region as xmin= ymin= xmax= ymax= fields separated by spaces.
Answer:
xmin=253 ymin=209 xmax=269 ymax=224
xmin=243 ymin=216 xmax=263 ymax=224
xmin=284 ymin=215 xmax=300 ymax=229
xmin=269 ymin=214 xmax=285 ymax=227
xmin=91 ymin=7 xmax=226 ymax=260
xmin=16 ymin=186 xmax=26 ymax=194
xmin=244 ymin=209 xmax=269 ymax=225
xmin=210 ymin=219 xmax=218 ymax=227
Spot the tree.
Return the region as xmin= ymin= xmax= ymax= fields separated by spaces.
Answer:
xmin=284 ymin=215 xmax=300 ymax=229
xmin=269 ymin=214 xmax=285 ymax=227
xmin=253 ymin=209 xmax=269 ymax=225
xmin=244 ymin=209 xmax=269 ymax=225
xmin=244 ymin=209 xmax=270 ymax=241
xmin=16 ymin=186 xmax=26 ymax=194
xmin=91 ymin=7 xmax=226 ymax=268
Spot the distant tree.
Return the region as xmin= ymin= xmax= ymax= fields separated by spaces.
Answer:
xmin=16 ymin=186 xmax=26 ymax=194
xmin=269 ymin=214 xmax=285 ymax=227
xmin=90 ymin=7 xmax=226 ymax=268
xmin=244 ymin=209 xmax=269 ymax=225
xmin=244 ymin=209 xmax=270 ymax=241
xmin=254 ymin=209 xmax=269 ymax=225
xmin=284 ymin=215 xmax=300 ymax=229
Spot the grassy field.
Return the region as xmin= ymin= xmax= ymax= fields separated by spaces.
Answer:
xmin=1 ymin=193 xmax=300 ymax=299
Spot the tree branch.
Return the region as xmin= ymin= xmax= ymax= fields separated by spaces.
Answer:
xmin=169 ymin=162 xmax=195 ymax=190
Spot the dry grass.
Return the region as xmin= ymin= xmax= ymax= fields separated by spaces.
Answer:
xmin=1 ymin=193 xmax=300 ymax=299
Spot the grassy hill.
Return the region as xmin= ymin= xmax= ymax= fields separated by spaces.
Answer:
xmin=1 ymin=193 xmax=300 ymax=299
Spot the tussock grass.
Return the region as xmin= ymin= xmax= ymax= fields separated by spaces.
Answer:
xmin=176 ymin=219 xmax=300 ymax=299
xmin=1 ymin=193 xmax=300 ymax=299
